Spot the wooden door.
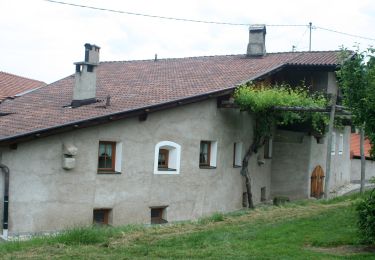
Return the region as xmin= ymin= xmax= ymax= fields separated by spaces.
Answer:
xmin=310 ymin=165 xmax=325 ymax=198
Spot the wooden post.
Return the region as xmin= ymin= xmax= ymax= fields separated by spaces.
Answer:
xmin=324 ymin=93 xmax=337 ymax=199
xmin=360 ymin=127 xmax=366 ymax=193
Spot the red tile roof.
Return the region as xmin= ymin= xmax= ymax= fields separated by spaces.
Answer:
xmin=0 ymin=51 xmax=341 ymax=143
xmin=350 ymin=133 xmax=372 ymax=158
xmin=0 ymin=71 xmax=46 ymax=101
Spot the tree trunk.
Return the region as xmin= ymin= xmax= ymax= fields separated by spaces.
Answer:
xmin=360 ymin=127 xmax=366 ymax=193
xmin=241 ymin=135 xmax=262 ymax=209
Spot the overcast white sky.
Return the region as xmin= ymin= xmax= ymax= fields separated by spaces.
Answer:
xmin=1 ymin=0 xmax=374 ymax=83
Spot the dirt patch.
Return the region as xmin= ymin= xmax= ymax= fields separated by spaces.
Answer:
xmin=307 ymin=245 xmax=375 ymax=256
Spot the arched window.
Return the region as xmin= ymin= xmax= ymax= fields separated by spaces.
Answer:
xmin=154 ymin=141 xmax=181 ymax=174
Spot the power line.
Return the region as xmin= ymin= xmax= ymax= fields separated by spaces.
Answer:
xmin=44 ymin=0 xmax=306 ymax=27
xmin=315 ymin=26 xmax=375 ymax=41
xmin=44 ymin=0 xmax=375 ymax=42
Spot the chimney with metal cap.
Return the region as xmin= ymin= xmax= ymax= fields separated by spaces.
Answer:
xmin=247 ymin=25 xmax=266 ymax=56
xmin=71 ymin=43 xmax=100 ymax=107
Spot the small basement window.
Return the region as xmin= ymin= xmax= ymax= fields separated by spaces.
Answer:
xmin=199 ymin=140 xmax=217 ymax=168
xmin=93 ymin=209 xmax=111 ymax=225
xmin=150 ymin=207 xmax=168 ymax=224
xmin=98 ymin=141 xmax=122 ymax=173
xmin=261 ymin=187 xmax=266 ymax=202
xmin=154 ymin=141 xmax=181 ymax=174
xmin=233 ymin=142 xmax=242 ymax=167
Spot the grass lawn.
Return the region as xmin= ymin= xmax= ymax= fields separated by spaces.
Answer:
xmin=1 ymin=193 xmax=374 ymax=259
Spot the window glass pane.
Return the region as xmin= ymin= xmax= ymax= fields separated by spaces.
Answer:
xmin=151 ymin=208 xmax=161 ymax=218
xmin=93 ymin=211 xmax=105 ymax=223
xmin=158 ymin=153 xmax=166 ymax=167
xmin=106 ymin=144 xmax=112 ymax=157
xmin=105 ymin=156 xmax=113 ymax=169
xmin=200 ymin=142 xmax=209 ymax=164
xmin=98 ymin=156 xmax=106 ymax=168
xmin=99 ymin=143 xmax=105 ymax=156
xmin=158 ymin=149 xmax=168 ymax=168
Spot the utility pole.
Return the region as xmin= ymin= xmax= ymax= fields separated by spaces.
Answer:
xmin=324 ymin=93 xmax=337 ymax=199
xmin=309 ymin=22 xmax=312 ymax=52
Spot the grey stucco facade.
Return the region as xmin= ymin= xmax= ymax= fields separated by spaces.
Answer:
xmin=0 ymin=99 xmax=273 ymax=236
xmin=270 ymin=126 xmax=351 ymax=200
xmin=351 ymin=159 xmax=375 ymax=183
xmin=0 ymin=63 xmax=352 ymax=237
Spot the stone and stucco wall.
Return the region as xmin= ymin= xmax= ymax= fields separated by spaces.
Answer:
xmin=0 ymin=99 xmax=272 ymax=236
xmin=270 ymin=130 xmax=311 ymax=200
xmin=270 ymin=126 xmax=351 ymax=200
xmin=328 ymin=127 xmax=351 ymax=193
xmin=351 ymin=159 xmax=375 ymax=182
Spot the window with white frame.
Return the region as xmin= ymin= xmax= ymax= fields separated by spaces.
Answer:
xmin=199 ymin=140 xmax=217 ymax=168
xmin=338 ymin=134 xmax=344 ymax=155
xmin=233 ymin=142 xmax=242 ymax=167
xmin=154 ymin=141 xmax=181 ymax=174
xmin=264 ymin=137 xmax=273 ymax=159
xmin=331 ymin=133 xmax=336 ymax=155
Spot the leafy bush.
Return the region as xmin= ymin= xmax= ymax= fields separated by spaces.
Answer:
xmin=356 ymin=190 xmax=375 ymax=244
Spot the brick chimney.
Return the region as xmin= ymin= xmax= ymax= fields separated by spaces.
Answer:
xmin=71 ymin=43 xmax=100 ymax=107
xmin=247 ymin=25 xmax=266 ymax=56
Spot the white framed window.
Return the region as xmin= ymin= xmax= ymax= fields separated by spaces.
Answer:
xmin=154 ymin=141 xmax=181 ymax=174
xmin=331 ymin=133 xmax=336 ymax=155
xmin=338 ymin=134 xmax=344 ymax=155
xmin=199 ymin=140 xmax=218 ymax=168
xmin=233 ymin=142 xmax=243 ymax=167
xmin=264 ymin=137 xmax=273 ymax=159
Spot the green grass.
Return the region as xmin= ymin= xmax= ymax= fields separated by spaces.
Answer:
xmin=1 ymin=194 xmax=374 ymax=259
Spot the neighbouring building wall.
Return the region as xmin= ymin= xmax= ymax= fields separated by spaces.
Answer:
xmin=329 ymin=127 xmax=351 ymax=193
xmin=0 ymin=151 xmax=3 ymax=234
xmin=0 ymin=99 xmax=272 ymax=236
xmin=270 ymin=130 xmax=311 ymax=200
xmin=308 ymin=126 xmax=351 ymax=196
xmin=351 ymin=159 xmax=375 ymax=182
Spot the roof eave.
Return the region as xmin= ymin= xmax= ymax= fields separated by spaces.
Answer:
xmin=0 ymin=62 xmax=340 ymax=146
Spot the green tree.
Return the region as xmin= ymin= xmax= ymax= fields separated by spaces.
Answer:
xmin=234 ymin=83 xmax=328 ymax=208
xmin=337 ymin=48 xmax=375 ymax=193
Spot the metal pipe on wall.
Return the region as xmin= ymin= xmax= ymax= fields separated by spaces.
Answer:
xmin=0 ymin=163 xmax=9 ymax=240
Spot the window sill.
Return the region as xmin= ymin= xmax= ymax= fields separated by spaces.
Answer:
xmin=199 ymin=166 xmax=217 ymax=169
xmin=97 ymin=171 xmax=122 ymax=175
xmin=157 ymin=168 xmax=177 ymax=171
xmin=233 ymin=165 xmax=242 ymax=168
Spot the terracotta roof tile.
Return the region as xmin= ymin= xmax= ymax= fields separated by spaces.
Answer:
xmin=350 ymin=133 xmax=372 ymax=158
xmin=0 ymin=71 xmax=46 ymax=101
xmin=0 ymin=51 xmax=341 ymax=141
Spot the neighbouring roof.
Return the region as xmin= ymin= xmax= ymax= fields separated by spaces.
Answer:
xmin=0 ymin=71 xmax=46 ymax=101
xmin=0 ymin=51 xmax=341 ymax=144
xmin=350 ymin=133 xmax=372 ymax=159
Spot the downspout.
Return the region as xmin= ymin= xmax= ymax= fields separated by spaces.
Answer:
xmin=0 ymin=163 xmax=9 ymax=240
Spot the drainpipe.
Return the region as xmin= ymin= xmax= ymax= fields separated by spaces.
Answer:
xmin=0 ymin=163 xmax=9 ymax=240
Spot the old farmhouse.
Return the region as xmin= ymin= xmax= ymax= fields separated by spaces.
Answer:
xmin=0 ymin=25 xmax=351 ymax=239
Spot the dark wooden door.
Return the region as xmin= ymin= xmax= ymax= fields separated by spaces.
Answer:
xmin=311 ymin=165 xmax=325 ymax=198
